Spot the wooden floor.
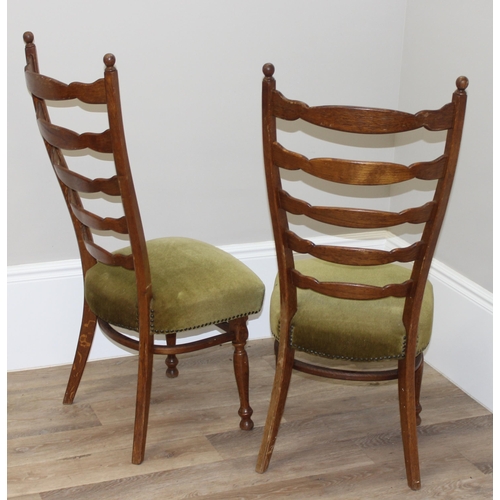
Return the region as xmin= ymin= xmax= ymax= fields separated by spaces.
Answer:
xmin=8 ymin=338 xmax=492 ymax=499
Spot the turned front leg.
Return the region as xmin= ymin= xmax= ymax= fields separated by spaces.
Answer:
xmin=231 ymin=317 xmax=254 ymax=430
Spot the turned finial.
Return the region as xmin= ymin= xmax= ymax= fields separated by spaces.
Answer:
xmin=263 ymin=63 xmax=275 ymax=78
xmin=23 ymin=31 xmax=34 ymax=44
xmin=456 ymin=76 xmax=469 ymax=91
xmin=103 ymin=53 xmax=116 ymax=68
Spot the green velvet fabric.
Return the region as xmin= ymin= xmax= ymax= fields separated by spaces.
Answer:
xmin=85 ymin=237 xmax=265 ymax=333
xmin=270 ymin=259 xmax=433 ymax=361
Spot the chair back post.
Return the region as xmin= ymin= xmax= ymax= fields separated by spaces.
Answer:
xmin=102 ymin=55 xmax=153 ymax=329
xmin=403 ymin=77 xmax=468 ymax=354
xmin=262 ymin=64 xmax=297 ymax=336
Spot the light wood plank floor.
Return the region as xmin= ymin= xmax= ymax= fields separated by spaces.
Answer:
xmin=8 ymin=338 xmax=492 ymax=499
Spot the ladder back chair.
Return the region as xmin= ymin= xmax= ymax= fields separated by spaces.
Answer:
xmin=23 ymin=32 xmax=265 ymax=464
xmin=256 ymin=63 xmax=467 ymax=490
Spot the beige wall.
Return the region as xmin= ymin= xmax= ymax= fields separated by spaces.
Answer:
xmin=8 ymin=0 xmax=491 ymax=293
xmin=8 ymin=0 xmax=407 ymax=264
xmin=393 ymin=0 xmax=493 ymax=291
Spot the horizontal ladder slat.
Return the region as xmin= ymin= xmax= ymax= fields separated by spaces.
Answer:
xmin=286 ymin=231 xmax=424 ymax=265
xmin=280 ymin=191 xmax=435 ymax=228
xmin=53 ymin=164 xmax=120 ymax=196
xmin=38 ymin=118 xmax=112 ymax=153
xmin=292 ymin=269 xmax=412 ymax=299
xmin=84 ymin=241 xmax=134 ymax=270
xmin=25 ymin=70 xmax=107 ymax=104
xmin=273 ymin=143 xmax=447 ymax=184
xmin=272 ymin=91 xmax=455 ymax=133
xmin=71 ymin=204 xmax=128 ymax=234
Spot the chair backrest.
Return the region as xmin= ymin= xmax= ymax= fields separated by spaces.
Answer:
xmin=261 ymin=63 xmax=467 ymax=360
xmin=23 ymin=32 xmax=152 ymax=319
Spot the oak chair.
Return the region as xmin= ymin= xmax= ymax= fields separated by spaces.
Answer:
xmin=23 ymin=32 xmax=265 ymax=465
xmin=256 ymin=63 xmax=467 ymax=490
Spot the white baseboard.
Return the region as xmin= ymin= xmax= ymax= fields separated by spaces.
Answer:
xmin=385 ymin=235 xmax=492 ymax=411
xmin=7 ymin=233 xmax=492 ymax=411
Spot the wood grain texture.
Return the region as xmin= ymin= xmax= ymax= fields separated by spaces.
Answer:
xmin=8 ymin=339 xmax=492 ymax=499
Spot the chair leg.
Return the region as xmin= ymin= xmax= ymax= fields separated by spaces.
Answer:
xmin=132 ymin=333 xmax=154 ymax=464
xmin=398 ymin=357 xmax=421 ymax=490
xmin=256 ymin=339 xmax=295 ymax=473
xmin=165 ymin=333 xmax=179 ymax=378
xmin=415 ymin=354 xmax=424 ymax=426
xmin=63 ymin=301 xmax=97 ymax=404
xmin=231 ymin=317 xmax=254 ymax=431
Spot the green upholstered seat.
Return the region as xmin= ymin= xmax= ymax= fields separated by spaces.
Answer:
xmin=85 ymin=237 xmax=265 ymax=333
xmin=270 ymin=259 xmax=433 ymax=361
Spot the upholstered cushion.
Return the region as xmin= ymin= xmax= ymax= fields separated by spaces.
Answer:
xmin=270 ymin=259 xmax=433 ymax=361
xmin=85 ymin=237 xmax=265 ymax=333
